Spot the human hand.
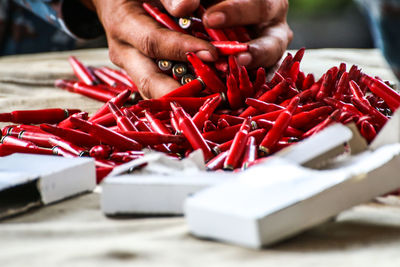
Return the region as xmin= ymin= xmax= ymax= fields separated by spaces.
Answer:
xmin=90 ymin=0 xmax=218 ymax=99
xmin=203 ymin=0 xmax=293 ymax=69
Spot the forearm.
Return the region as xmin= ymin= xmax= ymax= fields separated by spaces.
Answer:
xmin=12 ymin=0 xmax=103 ymax=39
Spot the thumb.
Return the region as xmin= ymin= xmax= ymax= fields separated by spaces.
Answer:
xmin=160 ymin=0 xmax=200 ymax=17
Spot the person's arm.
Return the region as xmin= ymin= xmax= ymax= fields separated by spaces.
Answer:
xmin=12 ymin=0 xmax=104 ymax=39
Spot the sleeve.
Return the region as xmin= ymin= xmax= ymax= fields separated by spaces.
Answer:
xmin=12 ymin=0 xmax=104 ymax=40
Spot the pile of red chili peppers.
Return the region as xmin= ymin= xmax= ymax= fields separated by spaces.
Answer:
xmin=1 ymin=3 xmax=399 ymax=183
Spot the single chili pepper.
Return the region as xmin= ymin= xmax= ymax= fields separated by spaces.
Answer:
xmin=48 ymin=137 xmax=89 ymax=157
xmin=252 ymin=109 xmax=285 ymax=122
xmin=259 ymin=97 xmax=300 ymax=154
xmin=333 ymin=72 xmax=349 ymax=100
xmin=89 ymin=89 xmax=131 ymax=122
xmin=295 ymin=102 xmax=326 ymax=113
xmin=302 ymin=109 xmax=341 ymax=139
xmin=0 ymin=108 xmax=80 ymax=124
xmin=108 ymin=102 xmax=138 ymax=132
xmin=91 ymin=67 xmax=124 ymax=89
xmin=210 ymin=114 xmax=245 ymax=126
xmin=206 ymin=151 xmax=228 ymax=171
xmin=119 ymin=131 xmax=186 ymax=146
xmin=296 ymin=71 xmax=306 ymax=90
xmin=52 ymin=146 xmax=76 ymax=158
xmin=316 ymin=71 xmax=333 ymax=101
xmin=202 ymin=123 xmax=242 ymax=143
xmin=239 ymin=66 xmax=254 ymax=98
xmin=223 ymin=28 xmax=239 ymax=41
xmin=217 ymin=118 xmax=230 ymax=130
xmin=181 ymin=74 xmax=196 ymax=85
xmin=323 ymin=97 xmax=362 ymax=117
xmin=214 ymin=128 xmax=267 ymax=154
xmin=172 ymin=63 xmax=188 ymax=80
xmin=203 ymin=120 xmax=217 ymax=132
xmin=255 ymin=119 xmax=304 ymax=137
xmin=224 ymin=118 xmax=251 ymax=170
xmin=245 ymin=98 xmax=284 ymax=113
xmin=142 ymin=2 xmax=187 ymax=34
xmin=293 ymin=47 xmax=305 ymax=63
xmin=16 ymin=130 xmax=55 ymax=148
xmin=1 ymin=135 xmax=38 ymax=148
xmin=68 ymin=56 xmax=99 ymax=86
xmin=144 ymin=110 xmax=171 ymax=134
xmin=253 ymin=67 xmax=266 ymax=92
xmin=171 ymin=102 xmax=214 ymax=162
xmin=226 ymin=73 xmax=243 ymax=110
xmin=99 ymin=67 xmax=137 ymax=90
xmin=192 ymin=95 xmax=222 ymax=129
xmin=170 ymin=111 xmax=182 ymax=135
xmin=268 ymin=53 xmax=293 ymax=88
xmin=211 ymin=41 xmax=249 ymax=55
xmin=0 ymin=143 xmax=53 ymax=156
xmin=348 ymin=65 xmax=359 ymax=81
xmin=234 ymin=26 xmax=251 ymax=42
xmin=360 ymin=120 xmax=377 ymax=143
xmin=290 ymin=106 xmax=333 ymax=130
xmin=361 ymin=75 xmax=400 ymax=111
xmin=70 ymin=117 xmax=142 ymax=151
xmin=288 ymin=61 xmax=300 ymax=85
xmin=58 ymin=111 xmax=88 ymax=129
xmin=302 ymin=73 xmax=315 ymax=90
xmin=280 ymin=81 xmax=321 ymax=107
xmin=162 ymin=78 xmax=205 ymax=98
xmin=186 ymin=52 xmax=227 ymax=93
xmin=214 ymin=58 xmax=229 ymax=75
xmin=241 ymin=136 xmax=257 ymax=170
xmin=157 ymin=60 xmax=173 ymax=73
xmin=139 ymin=94 xmax=220 ymax=113
xmin=40 ymin=123 xmax=100 ymax=148
xmin=3 ymin=124 xmax=47 ymax=136
xmin=240 ymin=79 xmax=290 ymax=118
xmin=55 ymin=79 xmax=116 ymax=102
xmin=228 ymin=55 xmax=240 ymax=78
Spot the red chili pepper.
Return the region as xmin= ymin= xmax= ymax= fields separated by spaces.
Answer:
xmin=293 ymin=47 xmax=305 ymax=63
xmin=171 ymin=102 xmax=214 ymax=162
xmin=48 ymin=137 xmax=88 ymax=157
xmin=142 ymin=2 xmax=187 ymax=34
xmin=323 ymin=97 xmax=362 ymax=117
xmin=162 ymin=78 xmax=205 ymax=98
xmin=333 ymin=72 xmax=349 ymax=100
xmin=40 ymin=123 xmax=99 ymax=148
xmin=170 ymin=111 xmax=182 ymax=135
xmin=240 ymin=79 xmax=290 ymax=118
xmin=239 ymin=66 xmax=254 ymax=98
xmin=186 ymin=52 xmax=227 ymax=93
xmin=144 ymin=110 xmax=171 ymax=134
xmin=58 ymin=111 xmax=88 ymax=129
xmin=302 ymin=109 xmax=341 ymax=139
xmin=228 ymin=55 xmax=240 ymax=78
xmin=211 ymin=41 xmax=249 ymax=55
xmin=241 ymin=136 xmax=257 ymax=169
xmin=302 ymin=73 xmax=315 ymax=90
xmin=99 ymin=67 xmax=137 ymax=90
xmin=245 ymin=98 xmax=284 ymax=113
xmin=224 ymin=118 xmax=251 ymax=170
xmin=70 ymin=117 xmax=142 ymax=151
xmin=0 ymin=108 xmax=80 ymax=124
xmin=89 ymin=89 xmax=131 ymax=122
xmin=290 ymin=106 xmax=333 ymax=130
xmin=119 ymin=131 xmax=186 ymax=146
xmin=192 ymin=95 xmax=222 ymax=129
xmin=226 ymin=73 xmax=243 ymax=110
xmin=268 ymin=53 xmax=293 ymax=88
xmin=91 ymin=67 xmax=120 ymax=88
xmin=316 ymin=71 xmax=333 ymax=101
xmin=0 ymin=143 xmax=53 ymax=156
xmin=202 ymin=122 xmax=242 ymax=143
xmin=203 ymin=120 xmax=217 ymax=132
xmin=361 ymin=75 xmax=400 ymax=111
xmin=52 ymin=146 xmax=76 ymax=158
xmin=259 ymin=97 xmax=300 ymax=154
xmin=1 ymin=135 xmax=38 ymax=148
xmin=108 ymin=102 xmax=138 ymax=132
xmin=56 ymin=79 xmax=116 ymax=102
xmin=296 ymin=71 xmax=306 ymax=90
xmin=255 ymin=119 xmax=304 ymax=137
xmin=206 ymin=151 xmax=228 ymax=171
xmin=110 ymin=151 xmax=145 ymax=163
xmin=68 ymin=56 xmax=99 ymax=86
xmin=288 ymin=61 xmax=300 ymax=85
xmin=217 ymin=118 xmax=230 ymax=130
xmin=17 ymin=130 xmax=55 ymax=148
xmin=214 ymin=128 xmax=267 ymax=154
xmin=360 ymin=120 xmax=377 ymax=143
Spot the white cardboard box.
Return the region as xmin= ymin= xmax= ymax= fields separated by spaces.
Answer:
xmin=0 ymin=153 xmax=96 ymax=219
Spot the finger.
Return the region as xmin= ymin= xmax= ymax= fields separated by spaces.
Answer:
xmin=109 ymin=41 xmax=181 ymax=99
xmin=159 ymin=0 xmax=200 ymax=17
xmin=203 ymin=0 xmax=288 ymax=28
xmin=237 ymin=22 xmax=293 ymax=68
xmin=109 ymin=1 xmax=217 ymax=62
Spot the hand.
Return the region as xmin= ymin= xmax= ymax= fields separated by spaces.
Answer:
xmin=90 ymin=0 xmax=218 ymax=99
xmin=203 ymin=0 xmax=293 ymax=69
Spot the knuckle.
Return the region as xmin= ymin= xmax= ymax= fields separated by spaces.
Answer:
xmin=138 ymin=76 xmax=152 ymax=99
xmin=139 ymin=34 xmax=159 ymax=59
xmin=108 ymin=46 xmax=122 ymax=67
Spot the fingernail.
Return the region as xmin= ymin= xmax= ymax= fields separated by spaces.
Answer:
xmin=196 ymin=50 xmax=216 ymax=62
xmin=205 ymin=12 xmax=226 ymax=27
xmin=237 ymin=52 xmax=252 ymax=66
